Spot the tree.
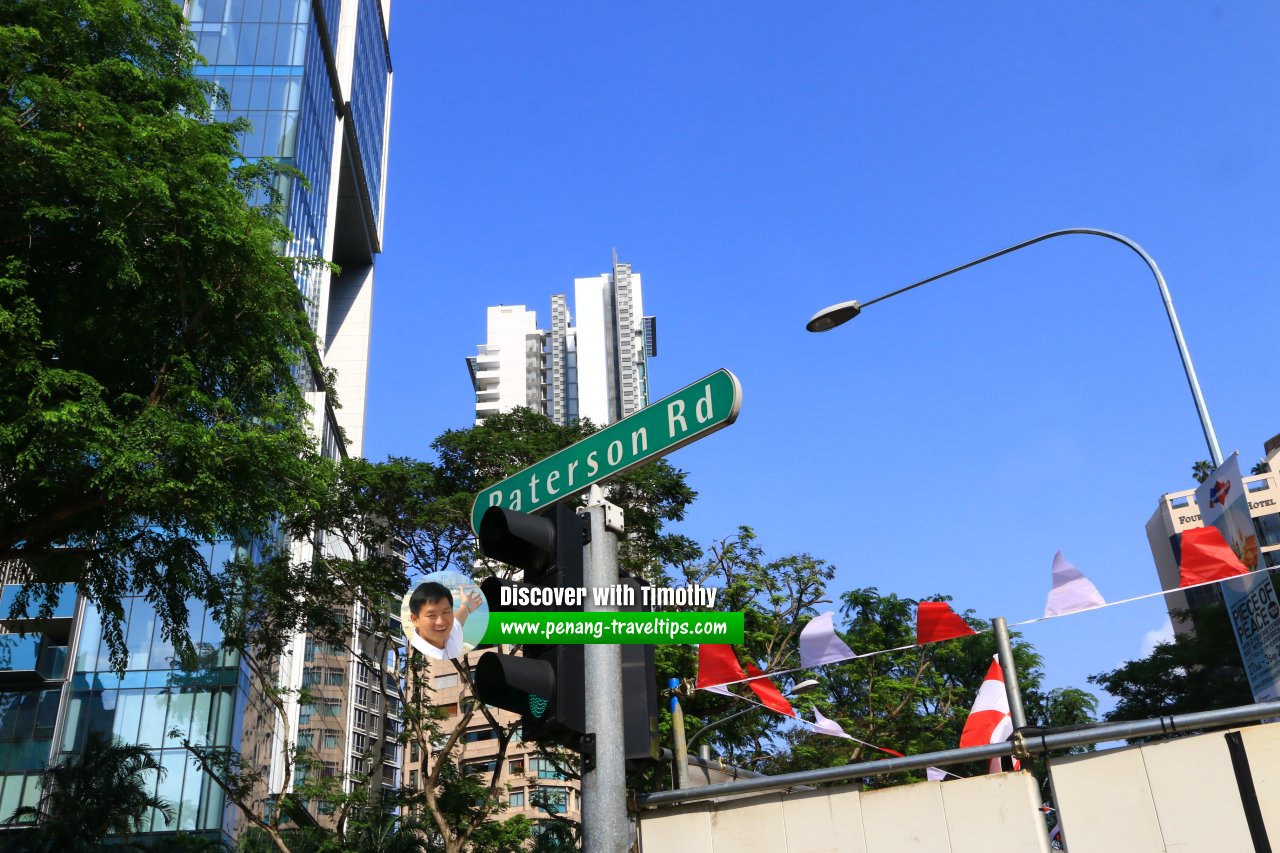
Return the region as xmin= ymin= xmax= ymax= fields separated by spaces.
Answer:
xmin=4 ymin=731 xmax=173 ymax=850
xmin=0 ymin=0 xmax=331 ymax=669
xmin=1192 ymin=460 xmax=1215 ymax=484
xmin=1089 ymin=602 xmax=1252 ymax=732
xmin=164 ymin=409 xmax=695 ymax=852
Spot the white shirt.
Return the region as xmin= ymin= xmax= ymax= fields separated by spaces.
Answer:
xmin=410 ymin=618 xmax=466 ymax=660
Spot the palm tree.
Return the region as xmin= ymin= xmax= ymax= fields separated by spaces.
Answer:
xmin=4 ymin=731 xmax=172 ymax=851
xmin=1192 ymin=460 xmax=1215 ymax=484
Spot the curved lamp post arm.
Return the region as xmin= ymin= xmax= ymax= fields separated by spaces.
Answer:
xmin=686 ymin=705 xmax=756 ymax=749
xmin=807 ymin=228 xmax=1223 ymax=467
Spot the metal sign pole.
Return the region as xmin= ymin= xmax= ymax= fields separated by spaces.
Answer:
xmin=581 ymin=486 xmax=629 ymax=852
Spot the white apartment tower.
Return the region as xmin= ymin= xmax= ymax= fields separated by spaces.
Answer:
xmin=467 ymin=258 xmax=658 ymax=426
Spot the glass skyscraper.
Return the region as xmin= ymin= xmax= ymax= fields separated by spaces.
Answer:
xmin=0 ymin=0 xmax=392 ymax=843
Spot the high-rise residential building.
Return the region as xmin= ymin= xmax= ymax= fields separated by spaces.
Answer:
xmin=1146 ymin=434 xmax=1280 ymax=635
xmin=0 ymin=0 xmax=393 ymax=844
xmin=467 ymin=258 xmax=658 ymax=426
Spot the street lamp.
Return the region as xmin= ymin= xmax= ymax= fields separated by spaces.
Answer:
xmin=805 ymin=228 xmax=1224 ymax=467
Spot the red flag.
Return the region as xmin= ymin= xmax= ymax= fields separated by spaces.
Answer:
xmin=745 ymin=663 xmax=795 ymax=717
xmin=916 ymin=601 xmax=977 ymax=645
xmin=1179 ymin=526 xmax=1248 ymax=587
xmin=697 ymin=644 xmax=747 ymax=689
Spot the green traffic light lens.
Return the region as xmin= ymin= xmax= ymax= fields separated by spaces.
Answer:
xmin=529 ymin=694 xmax=549 ymax=719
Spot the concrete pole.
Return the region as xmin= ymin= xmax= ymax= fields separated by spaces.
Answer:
xmin=581 ymin=487 xmax=628 ymax=852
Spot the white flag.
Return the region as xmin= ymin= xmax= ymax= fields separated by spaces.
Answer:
xmin=800 ymin=611 xmax=856 ymax=668
xmin=926 ymin=767 xmax=948 ymax=782
xmin=1043 ymin=550 xmax=1106 ymax=618
xmin=810 ymin=707 xmax=853 ymax=740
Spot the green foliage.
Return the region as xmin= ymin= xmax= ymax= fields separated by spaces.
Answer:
xmin=0 ymin=0 xmax=330 ymax=670
xmin=1089 ymin=602 xmax=1252 ymax=732
xmin=1192 ymin=460 xmax=1215 ymax=484
xmin=2 ymin=731 xmax=173 ymax=850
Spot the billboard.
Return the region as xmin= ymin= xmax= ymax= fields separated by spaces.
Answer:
xmin=1194 ymin=453 xmax=1280 ymax=701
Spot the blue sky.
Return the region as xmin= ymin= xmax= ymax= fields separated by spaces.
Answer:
xmin=365 ymin=3 xmax=1280 ymax=709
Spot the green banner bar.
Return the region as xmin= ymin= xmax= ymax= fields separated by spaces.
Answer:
xmin=471 ymin=369 xmax=741 ymax=532
xmin=482 ymin=611 xmax=745 ymax=645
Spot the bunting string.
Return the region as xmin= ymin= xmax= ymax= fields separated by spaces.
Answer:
xmin=693 ymin=562 xmax=1277 ymax=692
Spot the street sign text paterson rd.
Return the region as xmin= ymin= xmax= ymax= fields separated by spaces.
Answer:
xmin=470 ymin=369 xmax=742 ymax=533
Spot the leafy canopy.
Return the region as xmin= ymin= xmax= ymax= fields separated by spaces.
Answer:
xmin=0 ymin=0 xmax=330 ymax=669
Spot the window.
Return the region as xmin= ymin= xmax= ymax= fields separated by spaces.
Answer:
xmin=530 ymin=758 xmax=564 ymax=780
xmin=302 ymin=666 xmax=321 ymax=687
xmin=356 ymin=661 xmax=369 ymax=684
xmin=299 ymin=704 xmax=315 ymax=725
xmin=1248 ymin=479 xmax=1271 ymax=493
xmin=534 ymin=786 xmax=568 ymax=814
xmin=356 ymin=685 xmax=369 ymax=706
xmin=297 ymin=729 xmax=315 ymax=749
xmin=354 ymin=733 xmax=366 ymax=753
xmin=464 ymin=727 xmax=498 ymax=743
xmin=463 ymin=759 xmax=499 ymax=776
xmin=371 ymin=691 xmax=382 ymax=709
xmin=1170 ymin=495 xmax=1191 ymax=509
xmin=326 ymin=667 xmax=345 ymax=687
xmin=434 ymin=673 xmax=459 ymax=690
xmin=408 ymin=769 xmax=419 ymax=789
xmin=1255 ymin=514 xmax=1280 ymax=548
xmin=322 ymin=761 xmax=338 ymax=779
xmin=410 ymin=741 xmax=420 ymax=762
xmin=509 ymin=790 xmax=525 ymax=808
xmin=354 ymin=709 xmax=366 ymax=729
xmin=321 ymin=698 xmax=341 ymax=718
xmin=352 ymin=755 xmax=366 ymax=774
xmin=324 ymin=729 xmax=340 ymax=749
xmin=304 ymin=638 xmax=316 ymax=662
xmin=508 ymin=758 xmax=525 ymax=775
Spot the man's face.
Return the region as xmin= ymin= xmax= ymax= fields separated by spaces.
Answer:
xmin=411 ymin=598 xmax=454 ymax=649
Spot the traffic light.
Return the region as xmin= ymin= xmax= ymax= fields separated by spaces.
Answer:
xmin=473 ymin=502 xmax=659 ymax=767
xmin=474 ymin=503 xmax=587 ymax=746
xmin=618 ymin=575 xmax=660 ymax=771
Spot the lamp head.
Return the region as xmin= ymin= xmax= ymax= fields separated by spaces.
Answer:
xmin=788 ymin=679 xmax=821 ymax=696
xmin=806 ymin=299 xmax=862 ymax=332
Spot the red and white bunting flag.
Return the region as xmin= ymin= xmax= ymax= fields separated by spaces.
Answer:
xmin=916 ymin=601 xmax=978 ymax=645
xmin=799 ymin=611 xmax=857 ymax=668
xmin=697 ymin=644 xmax=747 ymax=690
xmin=1179 ymin=525 xmax=1248 ymax=587
xmin=1043 ymin=550 xmax=1106 ymax=617
xmin=744 ymin=663 xmax=795 ymax=717
xmin=960 ymin=656 xmax=1019 ymax=774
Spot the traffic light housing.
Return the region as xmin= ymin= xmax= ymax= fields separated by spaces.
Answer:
xmin=474 ymin=504 xmax=587 ymax=746
xmin=473 ymin=503 xmax=659 ymax=767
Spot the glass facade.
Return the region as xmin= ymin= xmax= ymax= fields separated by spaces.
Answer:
xmin=58 ymin=541 xmax=254 ymax=837
xmin=350 ymin=0 xmax=390 ymax=229
xmin=187 ymin=0 xmax=338 ymax=333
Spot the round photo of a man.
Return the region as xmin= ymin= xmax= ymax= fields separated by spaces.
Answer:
xmin=401 ymin=571 xmax=488 ymax=661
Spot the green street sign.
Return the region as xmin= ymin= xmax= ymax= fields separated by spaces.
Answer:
xmin=470 ymin=369 xmax=742 ymax=533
